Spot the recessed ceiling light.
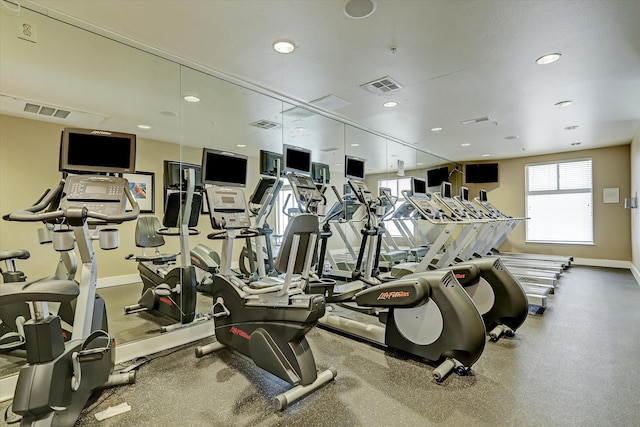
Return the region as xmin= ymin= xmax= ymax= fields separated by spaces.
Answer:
xmin=564 ymin=125 xmax=579 ymax=130
xmin=554 ymin=100 xmax=573 ymax=107
xmin=334 ymin=163 xmax=341 ymax=167
xmin=273 ymin=40 xmax=295 ymax=54
xmin=236 ymin=144 xmax=246 ymax=148
xmin=417 ymin=162 xmax=423 ymax=166
xmin=137 ymin=124 xmax=151 ymax=129
xmin=536 ymin=53 xmax=561 ymax=65
xmin=350 ymin=143 xmax=360 ymax=147
xmin=383 ymin=101 xmax=398 ymax=108
xmin=571 ymin=142 xmax=582 ymax=146
xmin=161 ymin=110 xmax=178 ymax=117
xmin=505 ymin=135 xmax=519 ymax=140
xmin=461 ymin=143 xmax=471 ymax=147
xmin=294 ymin=127 xmax=305 ymax=132
xmin=183 ymin=95 xmax=200 ymax=103
xmin=481 ymin=154 xmax=491 ymax=157
xmin=430 ymin=127 xmax=443 ymax=132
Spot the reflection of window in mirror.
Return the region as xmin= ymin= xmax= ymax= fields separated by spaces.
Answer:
xmin=378 ymin=177 xmax=412 ymax=237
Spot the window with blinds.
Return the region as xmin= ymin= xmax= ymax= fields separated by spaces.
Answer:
xmin=378 ymin=177 xmax=412 ymax=236
xmin=525 ymin=159 xmax=593 ymax=244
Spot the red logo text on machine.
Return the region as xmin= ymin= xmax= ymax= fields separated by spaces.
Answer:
xmin=230 ymin=326 xmax=251 ymax=340
xmin=377 ymin=291 xmax=410 ymax=300
xmin=455 ymin=273 xmax=466 ymax=279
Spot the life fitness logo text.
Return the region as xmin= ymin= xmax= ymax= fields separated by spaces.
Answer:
xmin=455 ymin=273 xmax=466 ymax=279
xmin=377 ymin=290 xmax=410 ymax=300
xmin=230 ymin=326 xmax=250 ymax=340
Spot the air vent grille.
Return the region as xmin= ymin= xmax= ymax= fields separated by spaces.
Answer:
xmin=493 ymin=258 xmax=504 ymax=271
xmin=360 ymin=76 xmax=403 ymax=95
xmin=24 ymin=102 xmax=71 ymax=119
xmin=460 ymin=116 xmax=493 ymax=125
xmin=250 ymin=119 xmax=281 ymax=130
xmin=442 ymin=271 xmax=454 ymax=287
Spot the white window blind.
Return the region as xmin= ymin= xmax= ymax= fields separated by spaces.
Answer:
xmin=525 ymin=159 xmax=593 ymax=244
xmin=378 ymin=177 xmax=412 ymax=236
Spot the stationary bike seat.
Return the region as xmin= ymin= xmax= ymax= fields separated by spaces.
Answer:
xmin=0 ymin=249 xmax=30 ymax=262
xmin=0 ymin=276 xmax=79 ymax=305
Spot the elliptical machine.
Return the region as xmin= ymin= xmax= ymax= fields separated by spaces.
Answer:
xmin=1 ymin=127 xmax=139 ymax=426
xmin=194 ymin=148 xmax=336 ymax=410
xmin=289 ymin=169 xmax=486 ymax=381
xmin=125 ymin=168 xmax=208 ymax=330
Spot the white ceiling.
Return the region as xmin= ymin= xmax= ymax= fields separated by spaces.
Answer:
xmin=4 ymin=0 xmax=640 ymax=162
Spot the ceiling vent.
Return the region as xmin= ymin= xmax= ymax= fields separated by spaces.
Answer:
xmin=360 ymin=76 xmax=403 ymax=95
xmin=250 ymin=119 xmax=281 ymax=130
xmin=0 ymin=94 xmax=109 ymax=127
xmin=310 ymin=95 xmax=351 ymax=111
xmin=282 ymin=106 xmax=317 ymax=119
xmin=460 ymin=116 xmax=493 ymax=125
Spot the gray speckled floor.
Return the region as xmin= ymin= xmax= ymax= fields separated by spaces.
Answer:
xmin=1 ymin=266 xmax=639 ymax=426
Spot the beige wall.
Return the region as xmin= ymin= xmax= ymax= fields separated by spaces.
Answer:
xmin=631 ymin=125 xmax=640 ymax=272
xmin=0 ymin=114 xmax=258 ymax=280
xmin=464 ymin=145 xmax=632 ymax=261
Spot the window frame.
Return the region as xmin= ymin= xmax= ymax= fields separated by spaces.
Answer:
xmin=524 ymin=157 xmax=594 ymax=245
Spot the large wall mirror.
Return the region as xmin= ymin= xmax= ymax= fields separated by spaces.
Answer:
xmin=0 ymin=2 xmax=453 ymax=393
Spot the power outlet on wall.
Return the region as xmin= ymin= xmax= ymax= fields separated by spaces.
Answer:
xmin=17 ymin=19 xmax=38 ymax=43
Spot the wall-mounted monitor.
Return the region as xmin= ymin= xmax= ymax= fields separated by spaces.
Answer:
xmin=59 ymin=127 xmax=136 ymax=174
xmin=465 ymin=163 xmax=499 ymax=183
xmin=345 ymin=155 xmax=365 ymax=180
xmin=479 ymin=189 xmax=488 ymax=202
xmin=201 ymin=148 xmax=248 ymax=187
xmin=441 ymin=181 xmax=452 ymax=199
xmin=427 ymin=166 xmax=449 ymax=187
xmin=163 ymin=160 xmax=203 ymax=191
xmin=460 ymin=186 xmax=470 ymax=202
xmin=259 ymin=150 xmax=283 ymax=176
xmin=283 ymin=144 xmax=312 ymax=175
xmin=411 ymin=177 xmax=427 ymax=195
xmin=311 ymin=162 xmax=331 ymax=184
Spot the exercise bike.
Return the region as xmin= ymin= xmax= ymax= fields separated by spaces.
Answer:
xmin=194 ymin=148 xmax=336 ymax=410
xmin=125 ymin=168 xmax=210 ymax=330
xmin=2 ymin=172 xmax=139 ymax=426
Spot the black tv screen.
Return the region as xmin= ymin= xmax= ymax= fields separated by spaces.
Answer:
xmin=163 ymin=161 xmax=202 ymax=191
xmin=466 ymin=163 xmax=499 ymax=183
xmin=259 ymin=150 xmax=283 ymax=176
xmin=311 ymin=162 xmax=331 ymax=184
xmin=427 ymin=166 xmax=449 ymax=187
xmin=283 ymin=144 xmax=312 ymax=175
xmin=411 ymin=177 xmax=427 ymax=195
xmin=59 ymin=127 xmax=136 ymax=173
xmin=201 ymin=148 xmax=248 ymax=187
xmin=345 ymin=155 xmax=365 ymax=180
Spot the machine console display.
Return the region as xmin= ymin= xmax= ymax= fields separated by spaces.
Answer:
xmin=347 ymin=180 xmax=373 ymax=205
xmin=61 ymin=175 xmax=127 ymax=215
xmin=287 ymin=173 xmax=324 ymax=212
xmin=205 ymin=187 xmax=251 ymax=229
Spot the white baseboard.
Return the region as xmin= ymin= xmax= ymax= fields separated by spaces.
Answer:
xmin=97 ymin=274 xmax=139 ymax=289
xmin=630 ymin=263 xmax=640 ymax=286
xmin=572 ymin=258 xmax=631 ymax=269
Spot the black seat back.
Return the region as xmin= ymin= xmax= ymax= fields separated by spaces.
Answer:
xmin=135 ymin=216 xmax=165 ymax=248
xmin=273 ymin=214 xmax=318 ymax=274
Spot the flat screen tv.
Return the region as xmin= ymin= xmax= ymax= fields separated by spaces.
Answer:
xmin=163 ymin=160 xmax=203 ymax=191
xmin=441 ymin=181 xmax=452 ymax=199
xmin=411 ymin=177 xmax=427 ymax=195
xmin=427 ymin=166 xmax=449 ymax=187
xmin=460 ymin=186 xmax=469 ymax=202
xmin=201 ymin=148 xmax=248 ymax=187
xmin=311 ymin=162 xmax=331 ymax=184
xmin=345 ymin=155 xmax=365 ymax=180
xmin=283 ymin=144 xmax=312 ymax=175
xmin=59 ymin=127 xmax=136 ymax=173
xmin=259 ymin=150 xmax=283 ymax=176
xmin=465 ymin=163 xmax=499 ymax=183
